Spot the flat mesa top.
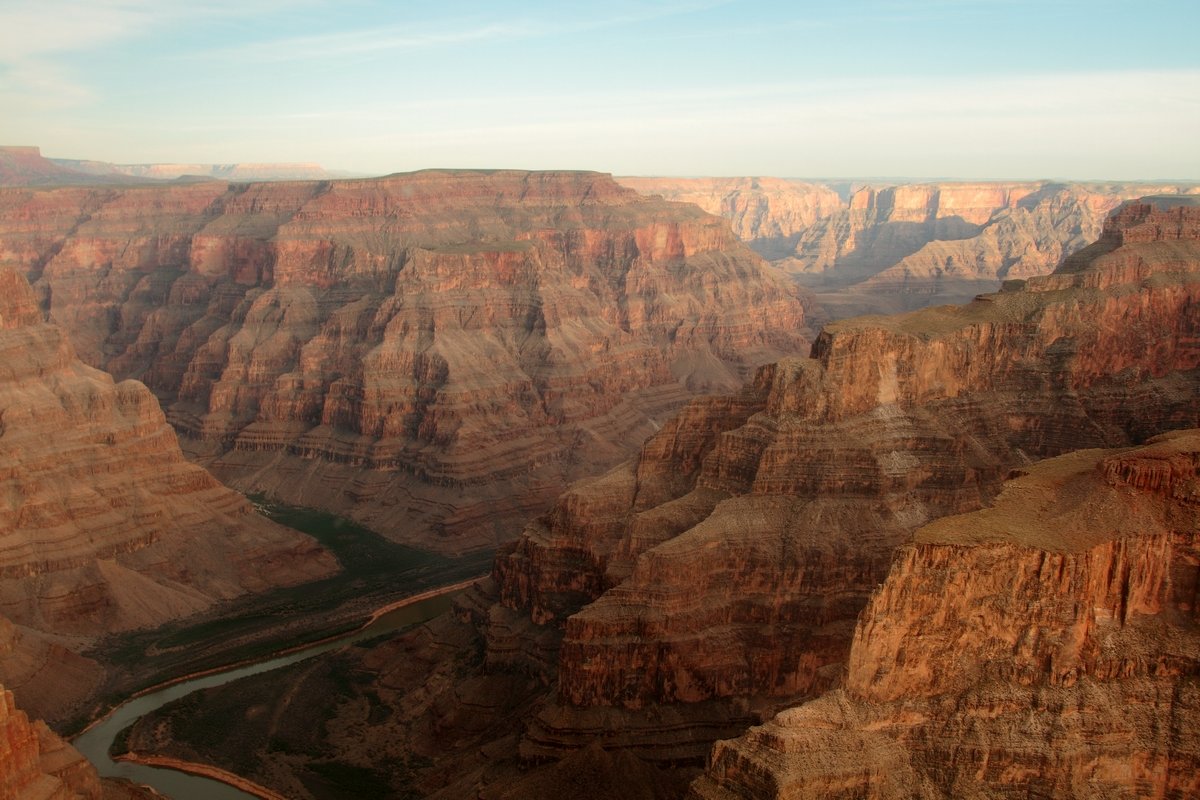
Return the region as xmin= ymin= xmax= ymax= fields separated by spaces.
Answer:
xmin=915 ymin=430 xmax=1200 ymax=553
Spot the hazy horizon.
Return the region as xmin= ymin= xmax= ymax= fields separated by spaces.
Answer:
xmin=3 ymin=0 xmax=1198 ymax=181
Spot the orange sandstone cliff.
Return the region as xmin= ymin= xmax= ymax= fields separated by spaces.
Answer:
xmin=0 ymin=683 xmax=101 ymax=800
xmin=0 ymin=170 xmax=811 ymax=554
xmin=0 ymin=267 xmax=336 ymax=724
xmin=692 ymin=429 xmax=1200 ymax=799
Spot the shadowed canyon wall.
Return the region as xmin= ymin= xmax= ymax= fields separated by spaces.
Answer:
xmin=0 ymin=267 xmax=336 ymax=724
xmin=0 ymin=170 xmax=811 ymax=554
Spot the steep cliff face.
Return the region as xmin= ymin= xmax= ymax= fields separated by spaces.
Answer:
xmin=693 ymin=430 xmax=1200 ymax=799
xmin=0 ymin=170 xmax=811 ymax=553
xmin=491 ymin=199 xmax=1200 ymax=762
xmin=0 ymin=267 xmax=336 ymax=722
xmin=0 ymin=684 xmax=101 ymax=800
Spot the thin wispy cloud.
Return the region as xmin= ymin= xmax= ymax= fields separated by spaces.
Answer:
xmin=0 ymin=0 xmax=321 ymax=109
xmin=213 ymin=22 xmax=534 ymax=61
xmin=199 ymin=0 xmax=733 ymax=63
xmin=120 ymin=67 xmax=1194 ymax=177
xmin=0 ymin=0 xmax=309 ymax=60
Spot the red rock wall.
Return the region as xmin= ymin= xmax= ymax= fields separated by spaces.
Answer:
xmin=0 ymin=171 xmax=811 ymax=553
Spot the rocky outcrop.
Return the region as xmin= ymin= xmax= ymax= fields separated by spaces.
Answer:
xmin=491 ymin=198 xmax=1200 ymax=763
xmin=0 ymin=170 xmax=811 ymax=553
xmin=692 ymin=430 xmax=1200 ymax=799
xmin=0 ymin=267 xmax=336 ymax=722
xmin=0 ymin=684 xmax=101 ymax=800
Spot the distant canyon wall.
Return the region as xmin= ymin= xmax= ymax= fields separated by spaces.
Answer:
xmin=0 ymin=170 xmax=812 ymax=554
xmin=619 ymin=176 xmax=1200 ymax=317
xmin=0 ymin=145 xmax=346 ymax=185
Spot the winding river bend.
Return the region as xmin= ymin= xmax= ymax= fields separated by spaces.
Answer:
xmin=73 ymin=587 xmax=467 ymax=800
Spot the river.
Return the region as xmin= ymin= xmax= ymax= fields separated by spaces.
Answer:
xmin=72 ymin=589 xmax=464 ymax=800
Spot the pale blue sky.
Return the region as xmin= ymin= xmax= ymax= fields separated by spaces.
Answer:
xmin=1 ymin=0 xmax=1197 ymax=179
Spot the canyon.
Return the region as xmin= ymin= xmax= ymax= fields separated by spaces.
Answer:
xmin=123 ymin=198 xmax=1200 ymax=798
xmin=0 ymin=265 xmax=337 ymax=726
xmin=620 ymin=177 xmax=1200 ymax=317
xmin=692 ymin=429 xmax=1200 ymax=799
xmin=0 ymin=169 xmax=811 ymax=555
xmin=3 ymin=149 xmax=1197 ymax=797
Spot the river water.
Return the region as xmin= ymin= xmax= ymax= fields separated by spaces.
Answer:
xmin=72 ymin=591 xmax=461 ymax=799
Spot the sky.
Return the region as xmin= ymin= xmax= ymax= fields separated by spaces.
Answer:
xmin=1 ymin=0 xmax=1197 ymax=180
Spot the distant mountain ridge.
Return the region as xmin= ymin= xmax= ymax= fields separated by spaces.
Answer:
xmin=0 ymin=145 xmax=357 ymax=186
xmin=51 ymin=157 xmax=360 ymax=181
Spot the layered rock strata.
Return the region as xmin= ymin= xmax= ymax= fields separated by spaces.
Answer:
xmin=0 ymin=684 xmax=100 ymax=800
xmin=120 ymin=200 xmax=1200 ymax=798
xmin=692 ymin=430 xmax=1200 ymax=799
xmin=0 ymin=267 xmax=336 ymax=722
xmin=0 ymin=170 xmax=810 ymax=553
xmin=490 ymin=199 xmax=1200 ymax=763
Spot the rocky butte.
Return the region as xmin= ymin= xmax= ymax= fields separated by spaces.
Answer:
xmin=0 ymin=169 xmax=811 ymax=554
xmin=693 ymin=429 xmax=1200 ymax=799
xmin=0 ymin=266 xmax=336 ymax=725
xmin=124 ymin=199 xmax=1200 ymax=797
